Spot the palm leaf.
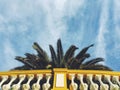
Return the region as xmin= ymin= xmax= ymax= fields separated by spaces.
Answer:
xmin=64 ymin=45 xmax=78 ymax=62
xmin=32 ymin=42 xmax=49 ymax=62
xmin=24 ymin=53 xmax=36 ymax=60
xmin=75 ymin=44 xmax=94 ymax=59
xmin=68 ymin=54 xmax=90 ymax=69
xmin=25 ymin=53 xmax=49 ymax=69
xmin=12 ymin=39 xmax=112 ymax=71
xmin=49 ymin=45 xmax=58 ymax=67
xmin=57 ymin=39 xmax=64 ymax=64
xmin=84 ymin=58 xmax=104 ymax=66
xmin=66 ymin=57 xmax=74 ymax=68
xmin=81 ymin=64 xmax=112 ymax=71
xmin=77 ymin=53 xmax=90 ymax=65
xmin=11 ymin=65 xmax=32 ymax=70
xmin=68 ymin=58 xmax=79 ymax=69
xmin=24 ymin=53 xmax=42 ymax=68
xmin=15 ymin=56 xmax=37 ymax=69
xmin=69 ymin=53 xmax=90 ymax=69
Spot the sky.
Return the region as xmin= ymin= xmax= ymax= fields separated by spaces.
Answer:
xmin=0 ymin=0 xmax=120 ymax=71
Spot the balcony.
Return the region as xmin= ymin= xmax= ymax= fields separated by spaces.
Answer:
xmin=0 ymin=68 xmax=120 ymax=90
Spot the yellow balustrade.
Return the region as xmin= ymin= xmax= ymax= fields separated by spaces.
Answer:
xmin=0 ymin=69 xmax=120 ymax=90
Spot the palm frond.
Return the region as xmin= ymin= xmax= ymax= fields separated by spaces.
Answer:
xmin=68 ymin=53 xmax=90 ymax=69
xmin=84 ymin=58 xmax=104 ymax=66
xmin=64 ymin=45 xmax=78 ymax=62
xmin=81 ymin=64 xmax=112 ymax=71
xmin=32 ymin=42 xmax=49 ymax=62
xmin=49 ymin=45 xmax=58 ymax=67
xmin=24 ymin=53 xmax=36 ymax=60
xmin=24 ymin=53 xmax=43 ymax=68
xmin=11 ymin=65 xmax=32 ymax=70
xmin=75 ymin=44 xmax=94 ymax=59
xmin=77 ymin=53 xmax=90 ymax=65
xmin=13 ymin=39 xmax=112 ymax=71
xmin=15 ymin=56 xmax=37 ymax=69
xmin=57 ymin=39 xmax=64 ymax=64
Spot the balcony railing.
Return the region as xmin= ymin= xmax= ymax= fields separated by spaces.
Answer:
xmin=0 ymin=68 xmax=120 ymax=90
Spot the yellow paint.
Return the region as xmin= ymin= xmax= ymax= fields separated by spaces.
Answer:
xmin=52 ymin=68 xmax=68 ymax=90
xmin=0 ymin=70 xmax=51 ymax=76
xmin=67 ymin=70 xmax=120 ymax=76
xmin=0 ymin=69 xmax=120 ymax=90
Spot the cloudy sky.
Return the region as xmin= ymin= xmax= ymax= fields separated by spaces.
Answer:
xmin=0 ymin=0 xmax=120 ymax=71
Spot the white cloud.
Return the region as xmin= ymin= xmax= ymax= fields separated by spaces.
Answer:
xmin=0 ymin=0 xmax=85 ymax=70
xmin=110 ymin=45 xmax=120 ymax=60
xmin=114 ymin=0 xmax=120 ymax=21
xmin=95 ymin=0 xmax=109 ymax=60
xmin=114 ymin=0 xmax=120 ymax=44
xmin=1 ymin=40 xmax=22 ymax=71
xmin=0 ymin=0 xmax=85 ymax=41
xmin=110 ymin=0 xmax=120 ymax=61
xmin=65 ymin=0 xmax=85 ymax=17
xmin=35 ymin=0 xmax=84 ymax=51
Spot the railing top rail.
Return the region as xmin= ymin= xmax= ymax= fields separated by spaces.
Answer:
xmin=0 ymin=69 xmax=120 ymax=76
xmin=0 ymin=70 xmax=51 ymax=76
xmin=67 ymin=70 xmax=120 ymax=76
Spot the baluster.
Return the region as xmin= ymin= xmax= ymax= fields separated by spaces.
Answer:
xmin=69 ymin=74 xmax=78 ymax=90
xmin=0 ymin=75 xmax=8 ymax=88
xmin=11 ymin=74 xmax=26 ymax=90
xmin=104 ymin=75 xmax=119 ymax=90
xmin=95 ymin=75 xmax=108 ymax=90
xmin=32 ymin=74 xmax=43 ymax=90
xmin=112 ymin=76 xmax=120 ymax=87
xmin=42 ymin=74 xmax=51 ymax=90
xmin=2 ymin=75 xmax=17 ymax=90
xmin=77 ymin=74 xmax=88 ymax=90
xmin=22 ymin=74 xmax=34 ymax=90
xmin=86 ymin=74 xmax=98 ymax=90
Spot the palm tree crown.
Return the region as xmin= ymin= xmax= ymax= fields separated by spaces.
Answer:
xmin=12 ymin=39 xmax=112 ymax=71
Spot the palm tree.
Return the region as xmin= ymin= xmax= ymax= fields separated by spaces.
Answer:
xmin=12 ymin=39 xmax=112 ymax=71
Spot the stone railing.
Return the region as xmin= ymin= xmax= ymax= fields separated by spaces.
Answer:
xmin=0 ymin=68 xmax=120 ymax=90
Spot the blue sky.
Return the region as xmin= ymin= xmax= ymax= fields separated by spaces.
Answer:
xmin=0 ymin=0 xmax=120 ymax=71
